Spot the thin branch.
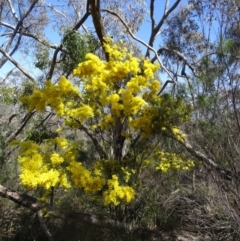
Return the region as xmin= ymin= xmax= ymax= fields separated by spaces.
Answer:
xmin=155 ymin=0 xmax=181 ymax=36
xmin=0 ymin=47 xmax=35 ymax=82
xmin=0 ymin=68 xmax=15 ymax=84
xmin=0 ymin=20 xmax=58 ymax=49
xmin=45 ymin=3 xmax=70 ymax=23
xmin=0 ymin=30 xmax=23 ymax=68
xmin=0 ymin=0 xmax=39 ymax=69
xmin=193 ymin=51 xmax=216 ymax=65
xmin=6 ymin=0 xmax=20 ymax=22
xmin=36 ymin=112 xmax=53 ymax=128
xmin=8 ymin=28 xmax=23 ymax=57
xmin=0 ymin=184 xmax=41 ymax=211
xmin=157 ymin=80 xmax=174 ymax=95
xmin=176 ymin=137 xmax=238 ymax=180
xmin=73 ymin=11 xmax=90 ymax=31
xmin=146 ymin=0 xmax=181 ymax=58
xmin=3 ymin=0 xmax=39 ymax=55
xmin=70 ymin=0 xmax=89 ymax=34
xmin=101 ymin=9 xmax=176 ymax=83
xmin=152 ymin=47 xmax=196 ymax=74
xmin=6 ymin=111 xmax=36 ymax=143
xmin=80 ymin=124 xmax=107 ymax=159
xmin=164 ymin=0 xmax=170 ymax=15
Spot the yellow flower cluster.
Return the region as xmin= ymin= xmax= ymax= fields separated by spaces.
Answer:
xmin=103 ymin=175 xmax=135 ymax=206
xmin=154 ymin=151 xmax=195 ymax=172
xmin=18 ymin=139 xmax=71 ymax=189
xmin=171 ymin=126 xmax=187 ymax=142
xmin=72 ymin=40 xmax=160 ymax=129
xmin=17 ymin=137 xmax=136 ymax=205
xmin=20 ymin=77 xmax=79 ymax=116
xmin=67 ymin=161 xmax=105 ymax=194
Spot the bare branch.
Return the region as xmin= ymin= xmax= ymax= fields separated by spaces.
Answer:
xmin=6 ymin=0 xmax=20 ymax=22
xmin=80 ymin=124 xmax=107 ymax=160
xmin=0 ymin=47 xmax=35 ymax=82
xmin=45 ymin=3 xmax=70 ymax=24
xmin=3 ymin=0 xmax=39 ymax=54
xmin=146 ymin=0 xmax=181 ymax=58
xmin=0 ymin=184 xmax=166 ymax=236
xmin=7 ymin=111 xmax=36 ymax=143
xmin=0 ymin=0 xmax=40 ymax=69
xmin=0 ymin=68 xmax=15 ymax=84
xmin=70 ymin=0 xmax=89 ymax=33
xmin=0 ymin=20 xmax=58 ymax=49
xmin=152 ymin=47 xmax=196 ymax=74
xmin=73 ymin=11 xmax=90 ymax=31
xmin=157 ymin=80 xmax=175 ymax=95
xmin=164 ymin=0 xmax=170 ymax=15
xmin=177 ymin=137 xmax=238 ymax=180
xmin=0 ymin=184 xmax=41 ymax=211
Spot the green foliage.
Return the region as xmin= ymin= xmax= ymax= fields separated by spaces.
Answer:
xmin=0 ymin=86 xmax=18 ymax=105
xmin=151 ymin=94 xmax=193 ymax=132
xmin=216 ymin=38 xmax=240 ymax=66
xmin=34 ymin=47 xmax=50 ymax=70
xmin=26 ymin=125 xmax=58 ymax=144
xmin=61 ymin=30 xmax=99 ymax=75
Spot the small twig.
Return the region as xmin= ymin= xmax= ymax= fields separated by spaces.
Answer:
xmin=157 ymin=80 xmax=175 ymax=95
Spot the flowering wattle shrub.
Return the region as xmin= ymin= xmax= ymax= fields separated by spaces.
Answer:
xmin=17 ymin=39 xmax=194 ymax=206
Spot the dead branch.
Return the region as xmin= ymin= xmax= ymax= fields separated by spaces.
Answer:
xmin=0 ymin=185 xmax=41 ymax=211
xmin=0 ymin=184 xmax=127 ymax=230
xmin=177 ymin=137 xmax=240 ymax=181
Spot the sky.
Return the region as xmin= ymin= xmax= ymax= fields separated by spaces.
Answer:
xmin=0 ymin=0 xmax=187 ymax=81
